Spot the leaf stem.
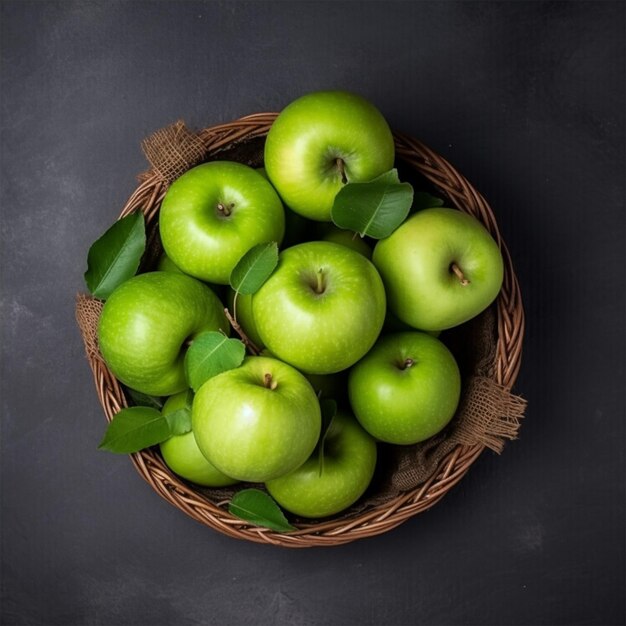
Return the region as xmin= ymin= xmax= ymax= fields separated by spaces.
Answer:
xmin=224 ymin=307 xmax=261 ymax=356
xmin=232 ymin=290 xmax=239 ymax=324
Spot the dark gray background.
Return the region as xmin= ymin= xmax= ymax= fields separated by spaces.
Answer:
xmin=1 ymin=2 xmax=624 ymax=625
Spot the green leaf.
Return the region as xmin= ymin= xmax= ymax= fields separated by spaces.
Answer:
xmin=84 ymin=211 xmax=146 ymax=299
xmin=98 ymin=406 xmax=170 ymax=454
xmin=229 ymin=241 xmax=279 ymax=296
xmin=184 ymin=332 xmax=246 ymax=392
xmin=125 ymin=387 xmax=164 ymax=410
xmin=412 ymin=191 xmax=444 ymax=212
xmin=330 ymin=169 xmax=414 ymax=239
xmin=162 ymin=408 xmax=191 ymax=435
xmin=229 ymin=489 xmax=295 ymax=532
xmin=318 ymin=398 xmax=338 ymax=476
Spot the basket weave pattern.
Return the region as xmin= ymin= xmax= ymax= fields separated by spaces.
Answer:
xmin=80 ymin=113 xmax=524 ymax=547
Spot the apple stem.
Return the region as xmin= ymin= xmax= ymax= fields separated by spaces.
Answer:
xmin=403 ymin=358 xmax=414 ymax=369
xmin=314 ymin=268 xmax=325 ymax=294
xmin=263 ymin=373 xmax=278 ymax=390
xmin=216 ymin=202 xmax=234 ymax=217
xmin=450 ymin=262 xmax=470 ymax=286
xmin=335 ymin=158 xmax=348 ymax=184
xmin=224 ymin=307 xmax=261 ymax=356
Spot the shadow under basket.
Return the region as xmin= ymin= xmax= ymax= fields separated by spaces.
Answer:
xmin=76 ymin=113 xmax=526 ymax=547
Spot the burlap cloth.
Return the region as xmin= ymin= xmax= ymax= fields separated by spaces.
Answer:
xmin=76 ymin=121 xmax=526 ymax=514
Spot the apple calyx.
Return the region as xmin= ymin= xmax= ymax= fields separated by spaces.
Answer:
xmin=216 ymin=202 xmax=235 ymax=217
xmin=450 ymin=262 xmax=470 ymax=286
xmin=263 ymin=372 xmax=278 ymax=390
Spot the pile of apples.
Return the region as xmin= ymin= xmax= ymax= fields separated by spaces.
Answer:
xmin=96 ymin=91 xmax=504 ymax=519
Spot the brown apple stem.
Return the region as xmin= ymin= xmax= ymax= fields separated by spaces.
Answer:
xmin=224 ymin=307 xmax=261 ymax=356
xmin=451 ymin=262 xmax=470 ymax=286
xmin=263 ymin=373 xmax=278 ymax=390
xmin=403 ymin=358 xmax=414 ymax=369
xmin=216 ymin=202 xmax=234 ymax=217
xmin=335 ymin=158 xmax=347 ymax=184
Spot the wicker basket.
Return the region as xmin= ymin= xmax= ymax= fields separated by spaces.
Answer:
xmin=80 ymin=113 xmax=524 ymax=547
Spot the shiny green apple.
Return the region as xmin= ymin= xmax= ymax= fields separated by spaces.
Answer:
xmin=266 ymin=411 xmax=377 ymax=518
xmin=159 ymin=392 xmax=238 ymax=487
xmin=192 ymin=356 xmax=321 ymax=482
xmin=373 ymin=208 xmax=504 ymax=331
xmin=98 ymin=271 xmax=228 ymax=396
xmin=159 ymin=161 xmax=285 ymax=284
xmin=348 ymin=332 xmax=461 ymax=444
xmin=264 ymin=90 xmax=395 ymax=221
xmin=252 ymin=241 xmax=386 ymax=374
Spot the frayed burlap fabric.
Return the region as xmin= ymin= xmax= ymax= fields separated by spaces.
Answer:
xmin=140 ymin=120 xmax=207 ymax=184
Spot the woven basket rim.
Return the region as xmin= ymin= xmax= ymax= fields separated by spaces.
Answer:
xmin=80 ymin=112 xmax=525 ymax=547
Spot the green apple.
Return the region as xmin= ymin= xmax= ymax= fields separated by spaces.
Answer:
xmin=322 ymin=226 xmax=372 ymax=259
xmin=159 ymin=392 xmax=238 ymax=487
xmin=266 ymin=411 xmax=377 ymax=518
xmin=373 ymin=208 xmax=504 ymax=331
xmin=252 ymin=241 xmax=386 ymax=374
xmin=348 ymin=332 xmax=461 ymax=444
xmin=192 ymin=356 xmax=321 ymax=482
xmin=159 ymin=161 xmax=285 ymax=284
xmin=264 ymin=90 xmax=395 ymax=221
xmin=98 ymin=271 xmax=228 ymax=396
xmin=157 ymin=252 xmax=184 ymax=274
